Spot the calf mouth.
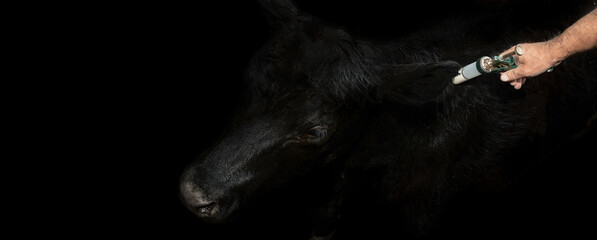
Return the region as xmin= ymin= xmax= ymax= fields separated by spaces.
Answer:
xmin=187 ymin=198 xmax=240 ymax=224
xmin=188 ymin=201 xmax=226 ymax=224
xmin=196 ymin=202 xmax=218 ymax=216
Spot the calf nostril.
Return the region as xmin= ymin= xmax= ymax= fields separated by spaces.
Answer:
xmin=180 ymin=181 xmax=221 ymax=219
xmin=197 ymin=202 xmax=217 ymax=215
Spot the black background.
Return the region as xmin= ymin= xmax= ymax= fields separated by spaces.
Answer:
xmin=32 ymin=0 xmax=596 ymax=238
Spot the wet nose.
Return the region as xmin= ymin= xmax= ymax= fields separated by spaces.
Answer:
xmin=180 ymin=181 xmax=219 ymax=218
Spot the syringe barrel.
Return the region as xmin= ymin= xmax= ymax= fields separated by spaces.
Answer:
xmin=461 ymin=61 xmax=483 ymax=79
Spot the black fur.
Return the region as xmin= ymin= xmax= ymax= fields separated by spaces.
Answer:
xmin=181 ymin=0 xmax=597 ymax=238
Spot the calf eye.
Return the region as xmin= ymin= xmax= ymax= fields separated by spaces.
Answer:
xmin=297 ymin=126 xmax=327 ymax=140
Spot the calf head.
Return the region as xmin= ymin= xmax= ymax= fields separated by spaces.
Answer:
xmin=180 ymin=0 xmax=460 ymax=224
xmin=180 ymin=0 xmax=355 ymax=223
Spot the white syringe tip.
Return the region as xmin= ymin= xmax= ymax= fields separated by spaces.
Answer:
xmin=452 ymin=74 xmax=468 ymax=84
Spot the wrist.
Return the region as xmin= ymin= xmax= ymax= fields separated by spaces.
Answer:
xmin=546 ymin=37 xmax=568 ymax=64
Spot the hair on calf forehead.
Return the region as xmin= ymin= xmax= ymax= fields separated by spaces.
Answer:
xmin=246 ymin=25 xmax=383 ymax=103
xmin=299 ymin=37 xmax=380 ymax=100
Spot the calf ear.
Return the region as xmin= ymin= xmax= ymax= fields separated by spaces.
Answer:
xmin=376 ymin=61 xmax=460 ymax=105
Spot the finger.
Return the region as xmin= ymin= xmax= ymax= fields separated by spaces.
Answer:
xmin=512 ymin=79 xmax=520 ymax=89
xmin=500 ymin=69 xmax=520 ymax=82
xmin=514 ymin=82 xmax=522 ymax=90
xmin=514 ymin=78 xmax=528 ymax=90
xmin=499 ymin=45 xmax=517 ymax=58
xmin=513 ymin=55 xmax=521 ymax=65
xmin=500 ymin=72 xmax=510 ymax=81
xmin=507 ymin=78 xmax=521 ymax=89
xmin=514 ymin=81 xmax=523 ymax=90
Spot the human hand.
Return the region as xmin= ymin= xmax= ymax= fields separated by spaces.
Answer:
xmin=499 ymin=42 xmax=562 ymax=89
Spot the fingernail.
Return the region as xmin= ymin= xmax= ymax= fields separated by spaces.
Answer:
xmin=500 ymin=73 xmax=509 ymax=81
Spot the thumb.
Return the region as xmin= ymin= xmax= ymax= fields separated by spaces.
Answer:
xmin=500 ymin=69 xmax=520 ymax=82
